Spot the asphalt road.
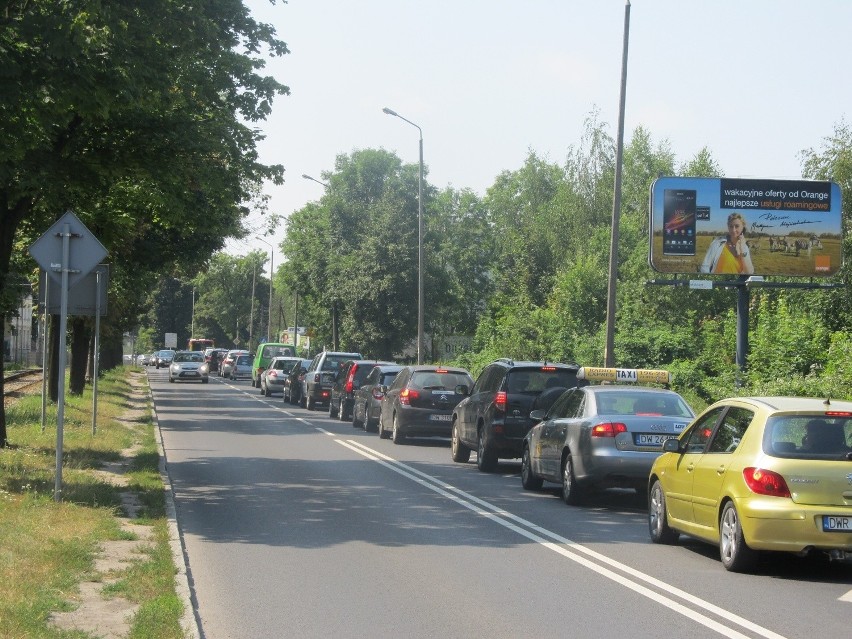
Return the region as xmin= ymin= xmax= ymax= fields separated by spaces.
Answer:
xmin=149 ymin=368 xmax=852 ymax=639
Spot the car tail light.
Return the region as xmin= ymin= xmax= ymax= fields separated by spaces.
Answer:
xmin=258 ymin=367 xmax=265 ymax=375
xmin=321 ymin=390 xmax=329 ymax=398
xmin=743 ymin=467 xmax=791 ymax=497
xmin=268 ymin=371 xmax=278 ymax=380
xmin=435 ymin=369 xmax=448 ymax=373
xmin=541 ymin=366 xmax=556 ymax=371
xmin=825 ymin=411 xmax=852 ymax=417
xmin=312 ymin=373 xmax=321 ymax=383
xmin=400 ymin=388 xmax=420 ymax=405
xmin=591 ymin=422 xmax=628 ymax=437
xmin=372 ymin=388 xmax=385 ymax=400
xmin=495 ymin=391 xmax=507 ymax=411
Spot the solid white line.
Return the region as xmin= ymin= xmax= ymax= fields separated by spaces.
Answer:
xmin=337 ymin=438 xmax=788 ymax=639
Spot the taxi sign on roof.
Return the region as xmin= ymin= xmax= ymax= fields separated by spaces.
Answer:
xmin=577 ymin=367 xmax=671 ymax=385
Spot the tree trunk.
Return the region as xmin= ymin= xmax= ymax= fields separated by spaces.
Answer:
xmin=69 ymin=317 xmax=90 ymax=395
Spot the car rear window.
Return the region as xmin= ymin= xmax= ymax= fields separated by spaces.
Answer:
xmin=595 ymin=391 xmax=694 ymax=418
xmin=506 ymin=369 xmax=578 ymax=394
xmin=381 ymin=372 xmax=400 ymax=385
xmin=237 ymin=355 xmax=252 ymax=365
xmin=322 ymin=356 xmax=351 ymax=371
xmin=410 ymin=371 xmax=471 ymax=390
xmin=765 ymin=415 xmax=852 ymax=459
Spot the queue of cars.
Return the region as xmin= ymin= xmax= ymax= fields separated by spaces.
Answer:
xmin=147 ymin=349 xmax=852 ymax=573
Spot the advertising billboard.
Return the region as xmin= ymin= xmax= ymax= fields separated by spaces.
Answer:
xmin=649 ymin=177 xmax=843 ymax=277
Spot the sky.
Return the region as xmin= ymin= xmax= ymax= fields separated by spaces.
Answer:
xmin=229 ymin=0 xmax=852 ymax=270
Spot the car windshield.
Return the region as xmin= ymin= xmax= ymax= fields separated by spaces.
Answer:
xmin=410 ymin=370 xmax=471 ymax=390
xmin=765 ymin=415 xmax=852 ymax=459
xmin=173 ymin=352 xmax=204 ymax=363
xmin=594 ymin=391 xmax=693 ymax=417
xmin=506 ymin=368 xmax=577 ymax=394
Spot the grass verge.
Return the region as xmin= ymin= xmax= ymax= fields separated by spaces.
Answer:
xmin=0 ymin=368 xmax=187 ymax=638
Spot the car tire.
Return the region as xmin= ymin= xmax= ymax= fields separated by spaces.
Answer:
xmin=378 ymin=415 xmax=390 ymax=439
xmin=262 ymin=383 xmax=270 ymax=396
xmin=339 ymin=401 xmax=349 ymax=422
xmin=392 ymin=413 xmax=406 ymax=444
xmin=364 ymin=407 xmax=377 ymax=433
xmin=476 ymin=428 xmax=498 ymax=472
xmin=520 ymin=445 xmax=543 ymax=490
xmin=202 ymin=378 xmax=208 ymax=384
xmin=648 ymin=480 xmax=679 ymax=544
xmin=168 ymin=377 xmax=174 ymax=383
xmin=451 ymin=422 xmax=471 ymax=463
xmin=352 ymin=406 xmax=363 ymax=429
xmin=561 ymin=454 xmax=581 ymax=505
xmin=329 ymin=398 xmax=338 ymax=418
xmin=720 ymin=501 xmax=758 ymax=572
xmin=306 ymin=396 xmax=315 ymax=411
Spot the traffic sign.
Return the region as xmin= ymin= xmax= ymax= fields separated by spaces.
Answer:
xmin=29 ymin=211 xmax=108 ymax=289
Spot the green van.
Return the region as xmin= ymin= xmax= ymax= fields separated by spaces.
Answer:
xmin=251 ymin=342 xmax=296 ymax=387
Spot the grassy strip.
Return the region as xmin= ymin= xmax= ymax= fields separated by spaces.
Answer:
xmin=0 ymin=368 xmax=187 ymax=638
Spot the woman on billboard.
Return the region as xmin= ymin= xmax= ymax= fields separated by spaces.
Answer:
xmin=699 ymin=212 xmax=755 ymax=274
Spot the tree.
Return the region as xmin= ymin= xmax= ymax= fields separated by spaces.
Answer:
xmin=0 ymin=0 xmax=289 ymax=446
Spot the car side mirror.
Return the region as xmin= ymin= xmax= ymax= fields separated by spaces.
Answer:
xmin=529 ymin=409 xmax=546 ymax=422
xmin=663 ymin=438 xmax=682 ymax=453
xmin=455 ymin=384 xmax=469 ymax=396
xmin=379 ymin=385 xmax=388 ymax=394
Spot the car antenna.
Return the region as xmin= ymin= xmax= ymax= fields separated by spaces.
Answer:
xmin=823 ymin=398 xmax=831 ymax=406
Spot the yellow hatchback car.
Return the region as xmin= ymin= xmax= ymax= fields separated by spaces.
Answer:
xmin=648 ymin=397 xmax=852 ymax=572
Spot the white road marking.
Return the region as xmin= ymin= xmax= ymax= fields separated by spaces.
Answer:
xmin=840 ymin=588 xmax=852 ymax=602
xmin=337 ymin=438 xmax=788 ymax=639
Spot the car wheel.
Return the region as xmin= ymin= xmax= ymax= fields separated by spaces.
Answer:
xmin=648 ymin=480 xmax=679 ymax=544
xmin=364 ymin=406 xmax=377 ymax=433
xmin=476 ymin=428 xmax=497 ymax=472
xmin=392 ymin=413 xmax=406 ymax=444
xmin=262 ymin=383 xmax=270 ymax=396
xmin=168 ymin=377 xmax=174 ymax=383
xmin=339 ymin=401 xmax=349 ymax=422
xmin=520 ymin=445 xmax=543 ymax=490
xmin=306 ymin=396 xmax=315 ymax=411
xmin=720 ymin=501 xmax=758 ymax=572
xmin=451 ymin=422 xmax=471 ymax=463
xmin=202 ymin=378 xmax=208 ymax=384
xmin=352 ymin=405 xmax=363 ymax=429
xmin=329 ymin=398 xmax=338 ymax=418
xmin=561 ymin=455 xmax=581 ymax=505
xmin=378 ymin=414 xmax=390 ymax=439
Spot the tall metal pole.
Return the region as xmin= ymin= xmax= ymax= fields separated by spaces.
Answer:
xmin=92 ymin=269 xmax=101 ymax=435
xmin=41 ymin=273 xmax=49 ymax=431
xmin=55 ymin=223 xmax=71 ymax=501
xmin=382 ymin=107 xmax=425 ymax=364
xmin=604 ymin=0 xmax=631 ymax=367
xmin=249 ymin=266 xmax=256 ymax=350
xmin=256 ymin=236 xmax=274 ymax=342
xmin=191 ymin=287 xmax=195 ymax=339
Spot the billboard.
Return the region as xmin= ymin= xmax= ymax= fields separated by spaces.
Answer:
xmin=649 ymin=177 xmax=843 ymax=277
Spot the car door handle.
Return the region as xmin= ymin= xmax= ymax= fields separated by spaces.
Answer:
xmin=716 ymin=465 xmax=726 ymax=475
xmin=686 ymin=463 xmax=695 ymax=472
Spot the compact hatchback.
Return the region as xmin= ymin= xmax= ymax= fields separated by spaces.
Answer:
xmin=378 ymin=366 xmax=474 ymax=444
xmin=648 ymin=396 xmax=852 ymax=572
xmin=228 ymin=354 xmax=253 ymax=380
xmin=169 ymin=351 xmax=209 ymax=383
xmin=302 ymin=351 xmax=362 ymax=410
xmin=260 ymin=356 xmax=303 ymax=396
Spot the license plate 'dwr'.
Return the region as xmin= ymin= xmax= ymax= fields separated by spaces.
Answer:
xmin=429 ymin=414 xmax=452 ymax=421
xmin=823 ymin=516 xmax=852 ymax=532
xmin=635 ymin=433 xmax=677 ymax=446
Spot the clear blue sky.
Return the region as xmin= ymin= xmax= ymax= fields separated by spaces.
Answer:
xmin=231 ymin=0 xmax=852 ymax=263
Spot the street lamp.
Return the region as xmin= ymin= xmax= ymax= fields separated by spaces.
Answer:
xmin=256 ymin=236 xmax=274 ymax=342
xmin=302 ymin=174 xmax=329 ymax=188
xmin=382 ymin=106 xmax=424 ymax=364
xmin=302 ymin=173 xmax=338 ymax=350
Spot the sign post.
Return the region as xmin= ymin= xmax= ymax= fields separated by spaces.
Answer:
xmin=29 ymin=211 xmax=108 ymax=501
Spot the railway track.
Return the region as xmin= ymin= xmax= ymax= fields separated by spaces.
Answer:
xmin=3 ymin=369 xmax=44 ymax=407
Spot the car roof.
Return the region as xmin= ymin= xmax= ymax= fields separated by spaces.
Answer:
xmin=494 ymin=359 xmax=581 ymax=370
xmin=712 ymin=396 xmax=852 ymax=413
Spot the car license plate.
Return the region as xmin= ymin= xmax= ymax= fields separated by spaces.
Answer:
xmin=429 ymin=414 xmax=452 ymax=421
xmin=822 ymin=516 xmax=852 ymax=532
xmin=635 ymin=433 xmax=676 ymax=446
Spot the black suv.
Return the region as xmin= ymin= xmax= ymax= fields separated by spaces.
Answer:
xmin=329 ymin=359 xmax=392 ymax=421
xmin=302 ymin=351 xmax=362 ymax=410
xmin=451 ymin=359 xmax=583 ymax=472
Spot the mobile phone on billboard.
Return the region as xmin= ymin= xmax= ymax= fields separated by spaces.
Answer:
xmin=662 ymin=189 xmax=696 ymax=255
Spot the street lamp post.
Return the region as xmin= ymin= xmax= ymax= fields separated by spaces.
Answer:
xmin=256 ymin=236 xmax=274 ymax=342
xmin=382 ymin=106 xmax=424 ymax=364
xmin=302 ymin=174 xmax=338 ymax=350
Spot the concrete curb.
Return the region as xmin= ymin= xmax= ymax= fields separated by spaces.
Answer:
xmin=148 ymin=374 xmax=202 ymax=639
